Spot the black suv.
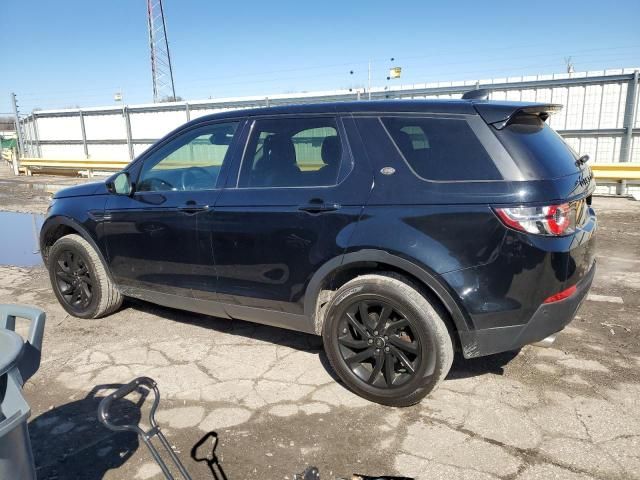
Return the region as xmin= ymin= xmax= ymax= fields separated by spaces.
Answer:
xmin=40 ymin=97 xmax=596 ymax=406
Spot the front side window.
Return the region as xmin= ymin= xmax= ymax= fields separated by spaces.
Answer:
xmin=138 ymin=122 xmax=239 ymax=192
xmin=382 ymin=117 xmax=501 ymax=181
xmin=238 ymin=117 xmax=344 ymax=188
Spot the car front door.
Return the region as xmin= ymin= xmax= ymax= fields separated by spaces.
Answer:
xmin=103 ymin=120 xmax=242 ymax=300
xmin=198 ymin=115 xmax=373 ymax=331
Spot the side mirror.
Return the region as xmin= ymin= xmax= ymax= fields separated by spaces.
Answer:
xmin=107 ymin=172 xmax=132 ymax=195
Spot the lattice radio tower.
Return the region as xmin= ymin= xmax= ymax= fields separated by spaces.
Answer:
xmin=147 ymin=0 xmax=177 ymax=102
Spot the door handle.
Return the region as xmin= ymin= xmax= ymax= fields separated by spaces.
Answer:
xmin=298 ymin=202 xmax=341 ymax=214
xmin=178 ymin=204 xmax=210 ymax=215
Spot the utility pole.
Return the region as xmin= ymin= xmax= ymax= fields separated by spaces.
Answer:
xmin=10 ymin=93 xmax=25 ymax=160
xmin=147 ymin=0 xmax=177 ymax=102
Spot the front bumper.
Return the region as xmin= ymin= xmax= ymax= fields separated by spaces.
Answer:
xmin=458 ymin=261 xmax=596 ymax=358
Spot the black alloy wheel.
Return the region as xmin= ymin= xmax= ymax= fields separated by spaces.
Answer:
xmin=54 ymin=249 xmax=94 ymax=311
xmin=48 ymin=234 xmax=123 ymax=319
xmin=337 ymin=299 xmax=421 ymax=388
xmin=322 ymin=273 xmax=454 ymax=406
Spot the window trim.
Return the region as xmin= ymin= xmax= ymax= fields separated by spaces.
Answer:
xmin=377 ymin=114 xmax=520 ymax=184
xmin=133 ymin=119 xmax=244 ymax=193
xmin=233 ymin=115 xmax=354 ymax=190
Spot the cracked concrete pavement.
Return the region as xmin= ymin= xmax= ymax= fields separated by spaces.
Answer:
xmin=1 ymin=171 xmax=639 ymax=479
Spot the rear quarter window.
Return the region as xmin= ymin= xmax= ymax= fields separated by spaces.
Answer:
xmin=381 ymin=117 xmax=501 ymax=181
xmin=493 ymin=114 xmax=581 ymax=179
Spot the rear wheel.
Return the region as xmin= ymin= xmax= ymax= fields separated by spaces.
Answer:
xmin=322 ymin=273 xmax=453 ymax=406
xmin=48 ymin=234 xmax=123 ymax=319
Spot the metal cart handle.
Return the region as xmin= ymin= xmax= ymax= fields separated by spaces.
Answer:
xmin=97 ymin=376 xmax=191 ymax=480
xmin=98 ymin=376 xmax=160 ymax=436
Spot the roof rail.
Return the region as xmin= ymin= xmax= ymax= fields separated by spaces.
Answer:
xmin=461 ymin=88 xmax=491 ymax=101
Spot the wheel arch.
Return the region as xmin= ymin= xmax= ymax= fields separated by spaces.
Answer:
xmin=305 ymin=249 xmax=471 ymax=339
xmin=40 ymin=216 xmax=109 ymax=272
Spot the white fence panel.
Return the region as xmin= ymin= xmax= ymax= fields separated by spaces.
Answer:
xmin=18 ymin=69 xmax=640 ymax=169
xmin=87 ymin=144 xmax=130 ymax=160
xmin=40 ymin=144 xmax=85 ymax=159
xmin=130 ymin=110 xmax=187 ymax=139
xmin=37 ymin=116 xmax=82 ymax=141
xmin=85 ymin=113 xmax=127 ymax=141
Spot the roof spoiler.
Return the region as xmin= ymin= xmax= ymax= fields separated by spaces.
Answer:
xmin=473 ymin=103 xmax=563 ymax=129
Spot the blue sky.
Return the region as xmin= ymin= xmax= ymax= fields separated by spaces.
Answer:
xmin=1 ymin=0 xmax=639 ymax=113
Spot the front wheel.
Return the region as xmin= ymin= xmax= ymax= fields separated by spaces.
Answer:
xmin=48 ymin=234 xmax=123 ymax=319
xmin=322 ymin=273 xmax=454 ymax=407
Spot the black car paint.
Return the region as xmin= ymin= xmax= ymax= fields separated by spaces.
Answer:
xmin=41 ymin=100 xmax=597 ymax=358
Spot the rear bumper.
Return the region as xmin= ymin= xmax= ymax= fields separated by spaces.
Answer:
xmin=458 ymin=261 xmax=595 ymax=358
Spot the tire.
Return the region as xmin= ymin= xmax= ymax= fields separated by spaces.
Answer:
xmin=322 ymin=272 xmax=454 ymax=407
xmin=48 ymin=234 xmax=123 ymax=319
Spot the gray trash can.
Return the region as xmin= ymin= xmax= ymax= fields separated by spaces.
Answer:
xmin=0 ymin=305 xmax=46 ymax=480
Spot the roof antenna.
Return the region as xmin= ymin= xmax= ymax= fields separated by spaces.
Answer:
xmin=461 ymin=88 xmax=490 ymax=101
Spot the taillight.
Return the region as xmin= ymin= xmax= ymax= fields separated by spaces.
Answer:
xmin=494 ymin=202 xmax=576 ymax=236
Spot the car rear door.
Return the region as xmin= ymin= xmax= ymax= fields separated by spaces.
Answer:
xmin=103 ymin=120 xmax=244 ymax=300
xmin=197 ymin=115 xmax=373 ymax=330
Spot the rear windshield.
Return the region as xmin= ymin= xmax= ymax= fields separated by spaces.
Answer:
xmin=381 ymin=117 xmax=502 ymax=181
xmin=493 ymin=114 xmax=581 ymax=179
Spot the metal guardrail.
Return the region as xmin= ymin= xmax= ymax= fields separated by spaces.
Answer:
xmin=16 ymin=158 xmax=326 ymax=176
xmin=18 ymin=158 xmax=129 ymax=177
xmin=589 ymin=163 xmax=640 ymax=180
xmin=2 ymin=149 xmax=21 ymax=175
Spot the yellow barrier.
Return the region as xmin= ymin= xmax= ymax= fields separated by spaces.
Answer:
xmin=590 ymin=163 xmax=640 ymax=181
xmin=13 ymin=157 xmax=640 ymax=182
xmin=15 ymin=157 xmax=327 ymax=177
xmin=19 ymin=158 xmax=130 ymax=177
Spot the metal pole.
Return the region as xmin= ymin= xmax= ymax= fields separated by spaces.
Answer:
xmin=580 ymin=86 xmax=587 ymax=130
xmin=22 ymin=118 xmax=31 ymax=157
xmin=10 ymin=93 xmax=25 ymax=157
xmin=79 ymin=110 xmax=89 ymax=158
xmin=597 ymin=83 xmax=605 ymax=129
xmin=32 ymin=113 xmax=42 ymax=158
xmin=185 ymin=102 xmax=190 ymax=122
xmin=368 ymin=61 xmax=372 ymax=100
xmin=27 ymin=118 xmax=36 ymax=157
xmin=620 ymin=70 xmax=639 ymax=163
xmin=124 ymin=106 xmax=134 ymax=161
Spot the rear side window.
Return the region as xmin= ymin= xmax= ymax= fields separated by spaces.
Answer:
xmin=238 ymin=117 xmax=344 ymax=188
xmin=493 ymin=114 xmax=580 ymax=179
xmin=381 ymin=117 xmax=501 ymax=181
